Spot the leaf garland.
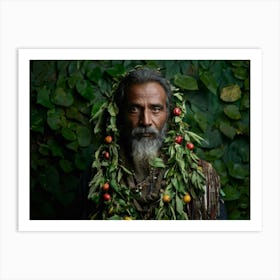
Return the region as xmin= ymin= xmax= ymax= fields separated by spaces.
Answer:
xmin=88 ymin=83 xmax=206 ymax=220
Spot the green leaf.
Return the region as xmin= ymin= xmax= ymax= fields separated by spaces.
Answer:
xmin=171 ymin=177 xmax=180 ymax=189
xmin=219 ymin=121 xmax=236 ymax=139
xmin=194 ymin=111 xmax=208 ymax=132
xmin=38 ymin=166 xmax=60 ymax=193
xmin=47 ymin=139 xmax=64 ymax=157
xmin=37 ymin=87 xmax=54 ymax=108
xmin=75 ymin=152 xmax=88 ymax=170
xmin=230 ymin=61 xmax=248 ymax=68
xmin=38 ymin=144 xmax=49 ymax=156
xmin=68 ymin=61 xmax=79 ymax=75
xmin=31 ymin=109 xmax=45 ymax=133
xmin=76 ymin=125 xmax=91 ymax=147
xmin=108 ymin=102 xmax=119 ymax=117
xmin=68 ymin=72 xmax=83 ymax=89
xmin=54 ymin=190 xmax=76 ymax=207
xmin=199 ymin=61 xmax=211 ymax=70
xmin=220 ymin=84 xmax=241 ymax=102
xmin=65 ymin=107 xmax=84 ymax=123
xmin=149 ymin=157 xmax=166 ymax=168
xmin=173 ymin=92 xmax=183 ymax=101
xmin=205 ymin=148 xmax=224 ymax=161
xmin=108 ymin=215 xmax=122 ymax=220
xmin=66 ymin=140 xmax=79 ymax=151
xmin=175 ymin=194 xmax=184 ymax=215
xmin=223 ymin=185 xmax=241 ymax=201
xmin=174 ymin=116 xmax=182 ymax=123
xmin=91 ymin=102 xmax=106 ymax=120
xmin=240 ymin=93 xmax=250 ymax=109
xmin=232 ymin=67 xmax=248 ymax=80
xmin=59 ymin=159 xmax=74 ymax=173
xmin=227 ymin=162 xmax=249 ymax=179
xmin=51 ymin=87 xmax=74 ymax=107
xmin=174 ymin=74 xmax=198 ymax=90
xmin=199 ymin=70 xmax=218 ymax=95
xmin=106 ymin=64 xmax=125 ymax=77
xmin=165 ymin=60 xmax=181 ymax=80
xmin=47 ymin=108 xmax=66 ymax=130
xmin=213 ymin=159 xmax=228 ymax=183
xmin=61 ymin=126 xmax=76 ymax=141
xmin=86 ymin=66 xmax=102 ymax=83
xmin=223 ymin=105 xmax=241 ymax=120
xmin=76 ymin=80 xmax=95 ymax=101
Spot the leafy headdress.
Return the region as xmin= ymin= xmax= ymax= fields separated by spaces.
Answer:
xmin=88 ymin=68 xmax=206 ymax=220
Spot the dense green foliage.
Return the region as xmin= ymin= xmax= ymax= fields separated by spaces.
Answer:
xmin=30 ymin=60 xmax=250 ymax=220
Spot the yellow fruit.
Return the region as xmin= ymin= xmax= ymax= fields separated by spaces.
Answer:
xmin=183 ymin=193 xmax=191 ymax=203
xmin=124 ymin=216 xmax=132 ymax=220
xmin=162 ymin=194 xmax=171 ymax=203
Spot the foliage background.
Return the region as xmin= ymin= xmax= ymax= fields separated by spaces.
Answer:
xmin=30 ymin=60 xmax=250 ymax=220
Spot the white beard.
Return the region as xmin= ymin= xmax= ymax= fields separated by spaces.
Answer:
xmin=131 ymin=124 xmax=166 ymax=180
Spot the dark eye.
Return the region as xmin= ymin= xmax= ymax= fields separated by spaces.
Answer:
xmin=151 ymin=106 xmax=162 ymax=113
xmin=129 ymin=105 xmax=139 ymax=113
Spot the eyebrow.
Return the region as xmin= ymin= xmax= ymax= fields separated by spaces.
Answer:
xmin=128 ymin=103 xmax=165 ymax=109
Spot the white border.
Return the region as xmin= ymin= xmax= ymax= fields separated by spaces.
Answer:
xmin=18 ymin=48 xmax=262 ymax=232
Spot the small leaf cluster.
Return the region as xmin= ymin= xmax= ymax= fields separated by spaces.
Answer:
xmin=88 ymin=83 xmax=140 ymax=220
xmin=155 ymin=90 xmax=206 ymax=220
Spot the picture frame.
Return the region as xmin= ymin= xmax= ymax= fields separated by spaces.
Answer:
xmin=18 ymin=48 xmax=262 ymax=232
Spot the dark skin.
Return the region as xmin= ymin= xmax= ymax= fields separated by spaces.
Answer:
xmin=124 ymin=82 xmax=168 ymax=138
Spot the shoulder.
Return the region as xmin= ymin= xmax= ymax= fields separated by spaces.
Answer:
xmin=199 ymin=159 xmax=220 ymax=181
xmin=195 ymin=159 xmax=221 ymax=219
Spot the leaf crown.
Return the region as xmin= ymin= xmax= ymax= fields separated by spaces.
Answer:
xmin=88 ymin=68 xmax=206 ymax=220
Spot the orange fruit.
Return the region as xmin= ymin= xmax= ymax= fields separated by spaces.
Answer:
xmin=102 ymin=182 xmax=110 ymax=192
xmin=162 ymin=194 xmax=171 ymax=203
xmin=105 ymin=135 xmax=113 ymax=144
xmin=183 ymin=193 xmax=191 ymax=203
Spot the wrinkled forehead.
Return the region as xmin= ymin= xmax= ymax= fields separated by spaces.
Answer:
xmin=125 ymin=82 xmax=167 ymax=106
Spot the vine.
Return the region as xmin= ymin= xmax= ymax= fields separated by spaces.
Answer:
xmin=88 ymin=80 xmax=206 ymax=220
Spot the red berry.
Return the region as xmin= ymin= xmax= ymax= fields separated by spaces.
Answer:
xmin=173 ymin=107 xmax=182 ymax=116
xmin=102 ymin=182 xmax=110 ymax=192
xmin=105 ymin=135 xmax=113 ymax=144
xmin=103 ymin=193 xmax=111 ymax=201
xmin=175 ymin=135 xmax=183 ymax=144
xmin=103 ymin=151 xmax=110 ymax=159
xmin=186 ymin=142 xmax=195 ymax=150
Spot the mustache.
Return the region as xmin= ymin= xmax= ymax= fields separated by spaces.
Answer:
xmin=131 ymin=127 xmax=160 ymax=138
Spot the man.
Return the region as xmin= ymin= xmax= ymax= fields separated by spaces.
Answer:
xmin=87 ymin=68 xmax=226 ymax=220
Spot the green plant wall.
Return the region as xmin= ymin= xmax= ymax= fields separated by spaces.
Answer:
xmin=30 ymin=60 xmax=250 ymax=220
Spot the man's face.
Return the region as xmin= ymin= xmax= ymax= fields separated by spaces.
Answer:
xmin=124 ymin=82 xmax=168 ymax=138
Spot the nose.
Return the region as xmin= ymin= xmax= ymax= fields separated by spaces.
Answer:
xmin=140 ymin=109 xmax=152 ymax=127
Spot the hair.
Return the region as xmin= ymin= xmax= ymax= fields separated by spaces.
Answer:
xmin=114 ymin=67 xmax=172 ymax=126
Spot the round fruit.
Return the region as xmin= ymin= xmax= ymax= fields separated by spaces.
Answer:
xmin=186 ymin=142 xmax=195 ymax=150
xmin=102 ymin=182 xmax=110 ymax=192
xmin=183 ymin=193 xmax=191 ymax=203
xmin=175 ymin=135 xmax=183 ymax=144
xmin=162 ymin=194 xmax=171 ymax=203
xmin=105 ymin=135 xmax=113 ymax=144
xmin=124 ymin=216 xmax=133 ymax=220
xmin=173 ymin=107 xmax=182 ymax=116
xmin=103 ymin=151 xmax=110 ymax=159
xmin=103 ymin=193 xmax=111 ymax=201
